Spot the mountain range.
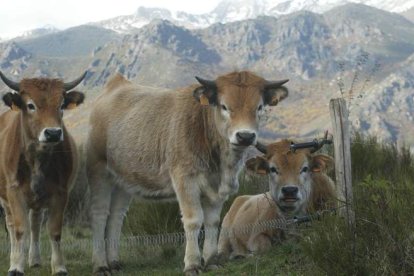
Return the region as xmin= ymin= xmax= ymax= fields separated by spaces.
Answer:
xmin=1 ymin=2 xmax=414 ymax=149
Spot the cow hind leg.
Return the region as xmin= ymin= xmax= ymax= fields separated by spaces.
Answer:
xmin=48 ymin=195 xmax=68 ymax=275
xmin=105 ymin=187 xmax=132 ymax=271
xmin=28 ymin=209 xmax=43 ymax=268
xmin=87 ymin=160 xmax=113 ymax=274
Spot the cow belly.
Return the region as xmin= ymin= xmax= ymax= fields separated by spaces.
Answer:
xmin=107 ymin=166 xmax=175 ymax=200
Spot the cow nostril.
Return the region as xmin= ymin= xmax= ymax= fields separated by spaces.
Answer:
xmin=282 ymin=186 xmax=299 ymax=196
xmin=236 ymin=132 xmax=256 ymax=144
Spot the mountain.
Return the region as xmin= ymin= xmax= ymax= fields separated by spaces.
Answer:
xmin=1 ymin=3 xmax=414 ymax=146
xmin=15 ymin=25 xmax=120 ymax=58
xmin=92 ymin=0 xmax=414 ymax=33
xmin=15 ymin=25 xmax=59 ymax=40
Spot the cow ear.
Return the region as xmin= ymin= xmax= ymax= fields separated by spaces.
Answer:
xmin=193 ymin=77 xmax=217 ymax=106
xmin=2 ymin=92 xmax=23 ymax=111
xmin=63 ymin=91 xmax=85 ymax=110
xmin=245 ymin=156 xmax=269 ymax=175
xmin=312 ymin=154 xmax=334 ymax=173
xmin=263 ymin=86 xmax=288 ymax=106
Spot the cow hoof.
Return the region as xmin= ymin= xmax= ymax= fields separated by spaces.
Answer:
xmin=109 ymin=261 xmax=122 ymax=271
xmin=233 ymin=255 xmax=246 ymax=260
xmin=93 ymin=266 xmax=111 ymax=276
xmin=204 ymin=264 xmax=220 ymax=271
xmin=184 ymin=265 xmax=201 ymax=276
xmin=30 ymin=263 xmax=41 ymax=268
xmin=8 ymin=270 xmax=24 ymax=276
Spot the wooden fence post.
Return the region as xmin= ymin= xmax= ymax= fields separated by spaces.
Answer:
xmin=329 ymin=98 xmax=355 ymax=228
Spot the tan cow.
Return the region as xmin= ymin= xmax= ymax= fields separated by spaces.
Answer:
xmin=86 ymin=71 xmax=289 ymax=275
xmin=0 ymin=71 xmax=86 ymax=276
xmin=218 ymin=139 xmax=336 ymax=260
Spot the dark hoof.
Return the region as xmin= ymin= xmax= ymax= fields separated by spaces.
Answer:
xmin=203 ymin=254 xmax=220 ymax=271
xmin=233 ymin=255 xmax=246 ymax=260
xmin=94 ymin=266 xmax=111 ymax=276
xmin=109 ymin=261 xmax=122 ymax=271
xmin=30 ymin=263 xmax=41 ymax=268
xmin=184 ymin=265 xmax=201 ymax=276
xmin=8 ymin=270 xmax=24 ymax=276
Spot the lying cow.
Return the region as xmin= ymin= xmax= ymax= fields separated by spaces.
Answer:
xmin=218 ymin=139 xmax=336 ymax=260
xmin=0 ymin=71 xmax=86 ymax=276
xmin=86 ymin=71 xmax=289 ymax=275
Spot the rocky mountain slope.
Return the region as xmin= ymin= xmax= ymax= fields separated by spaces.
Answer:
xmin=0 ymin=3 xmax=414 ymax=147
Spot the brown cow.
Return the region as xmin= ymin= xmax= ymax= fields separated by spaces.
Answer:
xmin=0 ymin=71 xmax=86 ymax=276
xmin=218 ymin=139 xmax=336 ymax=260
xmin=86 ymin=71 xmax=289 ymax=275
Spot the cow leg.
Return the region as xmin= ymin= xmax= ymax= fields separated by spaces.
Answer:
xmin=172 ymin=172 xmax=204 ymax=275
xmin=3 ymin=205 xmax=18 ymax=274
xmin=247 ymin=233 xmax=272 ymax=254
xmin=48 ymin=195 xmax=67 ymax=275
xmin=88 ymin=160 xmax=112 ymax=275
xmin=8 ymin=190 xmax=29 ymax=275
xmin=105 ymin=187 xmax=132 ymax=271
xmin=201 ymin=200 xmax=223 ymax=270
xmin=28 ymin=209 xmax=43 ymax=267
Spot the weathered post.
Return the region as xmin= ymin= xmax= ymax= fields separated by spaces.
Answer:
xmin=329 ymin=98 xmax=355 ymax=228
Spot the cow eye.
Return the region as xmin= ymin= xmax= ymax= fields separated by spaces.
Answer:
xmin=27 ymin=103 xmax=36 ymax=111
xmin=270 ymin=167 xmax=279 ymax=174
xmin=221 ymin=104 xmax=228 ymax=111
xmin=301 ymin=166 xmax=309 ymax=173
xmin=258 ymin=105 xmax=263 ymax=111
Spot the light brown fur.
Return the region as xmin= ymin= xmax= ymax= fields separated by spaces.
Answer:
xmin=86 ymin=71 xmax=289 ymax=275
xmin=218 ymin=140 xmax=336 ymax=260
xmin=0 ymin=77 xmax=84 ymax=275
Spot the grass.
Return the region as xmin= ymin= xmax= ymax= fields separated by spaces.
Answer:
xmin=0 ymin=135 xmax=413 ymax=275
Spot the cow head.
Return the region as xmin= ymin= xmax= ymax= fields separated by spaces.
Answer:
xmin=246 ymin=140 xmax=334 ymax=214
xmin=193 ymin=71 xmax=288 ymax=148
xmin=0 ymin=71 xmax=86 ymax=144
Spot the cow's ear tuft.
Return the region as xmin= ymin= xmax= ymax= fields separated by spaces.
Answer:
xmin=312 ymin=154 xmax=334 ymax=173
xmin=263 ymin=86 xmax=288 ymax=106
xmin=245 ymin=156 xmax=269 ymax=175
xmin=2 ymin=92 xmax=23 ymax=110
xmin=63 ymin=91 xmax=85 ymax=110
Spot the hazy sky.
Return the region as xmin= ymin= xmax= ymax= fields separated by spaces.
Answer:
xmin=0 ymin=0 xmax=222 ymax=38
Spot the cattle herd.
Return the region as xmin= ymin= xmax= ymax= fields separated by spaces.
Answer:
xmin=0 ymin=70 xmax=337 ymax=276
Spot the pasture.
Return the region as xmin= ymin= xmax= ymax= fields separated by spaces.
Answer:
xmin=0 ymin=135 xmax=413 ymax=275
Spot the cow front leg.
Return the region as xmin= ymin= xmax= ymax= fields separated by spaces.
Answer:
xmin=8 ymin=190 xmax=29 ymax=276
xmin=172 ymin=172 xmax=204 ymax=275
xmin=48 ymin=195 xmax=67 ymax=275
xmin=28 ymin=209 xmax=43 ymax=267
xmin=201 ymin=200 xmax=223 ymax=270
xmin=105 ymin=187 xmax=132 ymax=271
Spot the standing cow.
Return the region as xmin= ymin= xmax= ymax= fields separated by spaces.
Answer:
xmin=0 ymin=71 xmax=86 ymax=276
xmin=86 ymin=71 xmax=289 ymax=275
xmin=217 ymin=139 xmax=336 ymax=260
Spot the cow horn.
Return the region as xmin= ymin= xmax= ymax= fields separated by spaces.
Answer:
xmin=0 ymin=71 xmax=20 ymax=92
xmin=63 ymin=71 xmax=87 ymax=91
xmin=195 ymin=76 xmax=217 ymax=89
xmin=255 ymin=141 xmax=268 ymax=154
xmin=264 ymin=79 xmax=289 ymax=89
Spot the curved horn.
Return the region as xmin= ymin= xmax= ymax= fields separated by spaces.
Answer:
xmin=0 ymin=71 xmax=20 ymax=92
xmin=195 ymin=76 xmax=217 ymax=89
xmin=255 ymin=141 xmax=268 ymax=154
xmin=264 ymin=79 xmax=289 ymax=89
xmin=63 ymin=71 xmax=87 ymax=91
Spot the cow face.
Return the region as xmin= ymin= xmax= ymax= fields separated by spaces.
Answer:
xmin=193 ymin=71 xmax=288 ymax=148
xmin=246 ymin=140 xmax=333 ymax=213
xmin=1 ymin=72 xmax=86 ymax=144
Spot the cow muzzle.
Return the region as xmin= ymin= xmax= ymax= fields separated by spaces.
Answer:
xmin=232 ymin=130 xmax=257 ymax=147
xmin=280 ymin=186 xmax=299 ymax=203
xmin=39 ymin=127 xmax=63 ymax=143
